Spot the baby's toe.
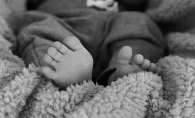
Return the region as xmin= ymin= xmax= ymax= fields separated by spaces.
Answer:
xmin=47 ymin=47 xmax=62 ymax=61
xmin=141 ymin=59 xmax=151 ymax=70
xmin=63 ymin=36 xmax=84 ymax=51
xmin=42 ymin=67 xmax=57 ymax=80
xmin=117 ymin=46 xmax=132 ymax=66
xmin=148 ymin=63 xmax=157 ymax=73
xmin=157 ymin=67 xmax=162 ymax=75
xmin=44 ymin=54 xmax=57 ymax=67
xmin=44 ymin=54 xmax=53 ymax=64
xmin=52 ymin=41 xmax=69 ymax=54
xmin=133 ymin=54 xmax=144 ymax=65
xmin=114 ymin=46 xmax=133 ymax=77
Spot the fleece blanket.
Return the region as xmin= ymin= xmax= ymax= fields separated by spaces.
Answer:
xmin=1 ymin=0 xmax=195 ymax=118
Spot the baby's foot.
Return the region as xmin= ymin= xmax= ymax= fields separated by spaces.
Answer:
xmin=42 ymin=36 xmax=93 ymax=89
xmin=108 ymin=46 xmax=162 ymax=85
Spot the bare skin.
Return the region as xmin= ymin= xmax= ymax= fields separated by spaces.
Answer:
xmin=42 ymin=36 xmax=161 ymax=89
xmin=42 ymin=36 xmax=93 ymax=89
xmin=107 ymin=46 xmax=162 ymax=85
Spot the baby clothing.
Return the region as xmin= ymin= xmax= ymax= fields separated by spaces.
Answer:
xmin=8 ymin=0 xmax=166 ymax=86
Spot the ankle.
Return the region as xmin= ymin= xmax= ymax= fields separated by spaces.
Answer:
xmin=108 ymin=72 xmax=116 ymax=85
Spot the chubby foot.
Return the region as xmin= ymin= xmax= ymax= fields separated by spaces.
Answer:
xmin=108 ymin=46 xmax=162 ymax=85
xmin=42 ymin=36 xmax=93 ymax=89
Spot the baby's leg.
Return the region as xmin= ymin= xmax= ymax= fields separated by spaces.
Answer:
xmin=42 ymin=36 xmax=93 ymax=89
xmin=96 ymin=12 xmax=165 ymax=86
xmin=108 ymin=46 xmax=161 ymax=85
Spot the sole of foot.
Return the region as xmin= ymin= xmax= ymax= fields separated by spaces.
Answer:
xmin=42 ymin=36 xmax=93 ymax=89
xmin=108 ymin=46 xmax=162 ymax=85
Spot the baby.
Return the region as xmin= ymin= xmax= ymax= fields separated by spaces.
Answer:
xmin=42 ymin=36 xmax=162 ymax=89
xmin=10 ymin=0 xmax=165 ymax=89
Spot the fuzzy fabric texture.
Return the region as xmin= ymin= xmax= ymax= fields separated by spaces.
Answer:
xmin=146 ymin=0 xmax=195 ymax=33
xmin=2 ymin=31 xmax=195 ymax=118
xmin=1 ymin=0 xmax=195 ymax=118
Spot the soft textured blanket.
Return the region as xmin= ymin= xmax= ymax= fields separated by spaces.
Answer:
xmin=1 ymin=0 xmax=195 ymax=118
